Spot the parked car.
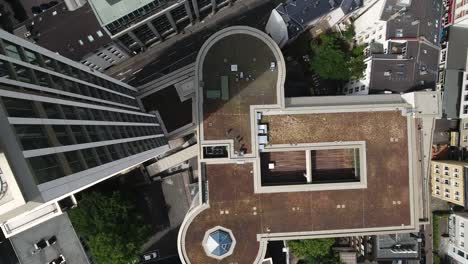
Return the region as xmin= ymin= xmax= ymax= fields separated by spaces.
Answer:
xmin=141 ymin=250 xmax=159 ymax=262
xmin=31 ymin=6 xmax=42 ymax=15
xmin=48 ymin=254 xmax=65 ymax=264
xmin=39 ymin=3 xmax=50 ymax=11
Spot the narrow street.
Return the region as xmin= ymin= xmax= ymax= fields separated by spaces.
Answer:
xmin=105 ymin=0 xmax=277 ymax=86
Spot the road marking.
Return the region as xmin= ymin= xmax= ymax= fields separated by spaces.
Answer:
xmin=237 ymin=15 xmax=246 ymax=21
xmin=149 ymin=59 xmax=160 ymax=66
xmin=117 ymin=69 xmax=132 ymax=76
xmin=132 ymin=68 xmax=143 ymax=75
xmin=119 ymin=77 xmax=126 ymax=81
xmin=168 ymin=51 xmax=177 ymax=56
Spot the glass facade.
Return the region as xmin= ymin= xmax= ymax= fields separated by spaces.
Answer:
xmin=0 ymin=31 xmax=168 ymax=187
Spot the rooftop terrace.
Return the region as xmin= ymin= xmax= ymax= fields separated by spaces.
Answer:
xmin=178 ymin=26 xmax=421 ymax=264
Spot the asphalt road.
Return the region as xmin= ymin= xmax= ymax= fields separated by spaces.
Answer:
xmin=106 ymin=0 xmax=277 ymax=87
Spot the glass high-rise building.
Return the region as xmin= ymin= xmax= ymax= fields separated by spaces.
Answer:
xmin=0 ymin=29 xmax=169 ymax=237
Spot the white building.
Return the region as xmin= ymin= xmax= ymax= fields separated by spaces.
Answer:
xmin=438 ymin=25 xmax=468 ymax=119
xmin=452 ymin=0 xmax=468 ymax=26
xmin=449 ymin=213 xmax=468 ymax=263
xmin=353 ymin=0 xmax=388 ymax=46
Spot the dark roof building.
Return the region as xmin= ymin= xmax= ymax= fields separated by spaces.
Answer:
xmin=13 ymin=2 xmax=129 ymax=71
xmin=438 ymin=25 xmax=468 ymax=119
xmin=345 ymin=0 xmax=440 ymax=96
xmin=265 ymin=0 xmax=362 ymax=47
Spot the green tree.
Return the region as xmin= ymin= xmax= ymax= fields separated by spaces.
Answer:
xmin=309 ymin=35 xmax=350 ymax=80
xmin=69 ymin=191 xmax=149 ymax=264
xmin=343 ymin=24 xmax=356 ymax=42
xmin=304 ymin=252 xmax=341 ymax=264
xmin=308 ymin=30 xmax=366 ymax=81
xmin=289 ymin=238 xmax=336 ymax=258
xmin=348 ymin=46 xmax=367 ymax=80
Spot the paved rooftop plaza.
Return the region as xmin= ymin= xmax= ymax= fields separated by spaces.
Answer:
xmin=178 ymin=26 xmax=422 ymax=264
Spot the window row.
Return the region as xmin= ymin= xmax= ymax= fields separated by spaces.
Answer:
xmin=27 ymin=137 xmax=168 ymax=184
xmin=14 ymin=124 xmax=163 ymax=151
xmin=105 ymin=0 xmax=167 ymax=35
xmin=2 ymin=97 xmax=156 ymax=124
xmin=0 ymin=60 xmax=138 ymax=108
xmin=0 ymin=40 xmax=136 ymax=97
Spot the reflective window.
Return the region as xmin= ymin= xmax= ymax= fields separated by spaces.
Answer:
xmin=24 ymin=49 xmax=39 ymax=65
xmin=2 ymin=97 xmax=38 ymax=117
xmin=28 ymin=154 xmax=64 ymax=183
xmin=65 ymin=151 xmax=84 ymax=173
xmin=82 ymin=148 xmax=98 ymax=168
xmin=43 ymin=103 xmax=62 ymax=119
xmin=108 ymin=145 xmax=121 ymax=160
xmin=3 ymin=41 xmax=22 ymax=60
xmin=14 ymin=125 xmax=50 ymax=150
xmin=0 ymin=60 xmax=11 ymax=78
xmin=42 ymin=56 xmax=56 ymax=70
xmin=70 ymin=125 xmax=88 ymax=144
xmin=61 ymin=105 xmax=77 ymax=119
xmin=86 ymin=126 xmax=100 ymax=142
xmin=34 ymin=70 xmax=50 ymax=87
xmin=13 ymin=63 xmax=33 ymax=83
xmin=53 ymin=125 xmax=72 ymax=146
xmin=96 ymin=146 xmax=110 ymax=164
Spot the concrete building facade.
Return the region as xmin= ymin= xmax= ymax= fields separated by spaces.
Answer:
xmin=448 ymin=213 xmax=468 ymax=263
xmin=438 ymin=25 xmax=468 ymax=119
xmin=453 ymin=0 xmax=468 ymax=26
xmin=460 ymin=118 xmax=468 ymax=149
xmin=0 ymin=29 xmax=169 ymax=238
xmin=431 ymin=160 xmax=468 ymax=207
xmin=88 ymin=0 xmax=235 ymax=53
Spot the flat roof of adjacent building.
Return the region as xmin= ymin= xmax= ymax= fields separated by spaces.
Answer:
xmin=14 ymin=2 xmax=111 ymax=61
xmin=9 ymin=213 xmax=89 ymax=264
xmin=178 ymin=26 xmax=421 ymax=264
xmin=369 ymin=41 xmax=439 ymax=94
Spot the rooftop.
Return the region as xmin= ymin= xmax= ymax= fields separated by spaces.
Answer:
xmin=374 ymin=233 xmax=420 ymax=260
xmin=368 ymin=41 xmax=439 ymax=93
xmin=88 ymin=0 xmax=160 ymax=25
xmin=275 ymin=0 xmax=361 ymax=38
xmin=178 ymin=26 xmax=423 ymax=264
xmin=13 ymin=2 xmax=111 ymax=61
xmin=9 ymin=213 xmax=89 ymax=264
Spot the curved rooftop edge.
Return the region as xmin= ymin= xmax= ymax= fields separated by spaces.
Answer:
xmin=178 ymin=26 xmax=282 ymax=264
xmin=178 ymin=26 xmax=438 ymax=264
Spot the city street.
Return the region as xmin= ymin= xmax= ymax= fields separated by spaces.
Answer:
xmin=106 ymin=0 xmax=277 ymax=86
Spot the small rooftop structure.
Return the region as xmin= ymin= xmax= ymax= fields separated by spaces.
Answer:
xmin=202 ymin=226 xmax=236 ymax=259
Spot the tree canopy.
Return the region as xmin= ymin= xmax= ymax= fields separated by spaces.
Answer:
xmin=69 ymin=191 xmax=149 ymax=264
xmin=309 ymin=27 xmax=366 ymax=81
xmin=289 ymin=238 xmax=340 ymax=264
